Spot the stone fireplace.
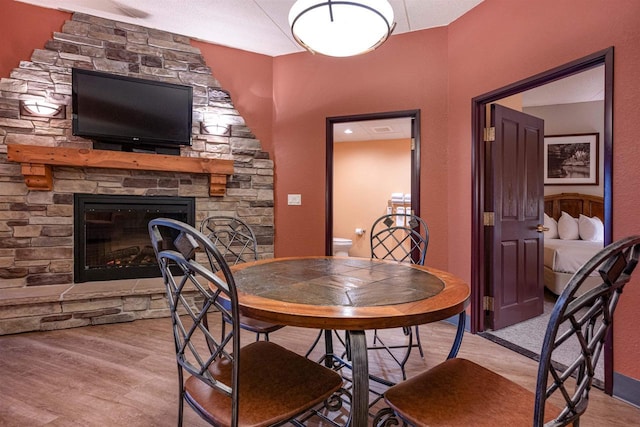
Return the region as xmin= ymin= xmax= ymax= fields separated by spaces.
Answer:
xmin=0 ymin=13 xmax=274 ymax=335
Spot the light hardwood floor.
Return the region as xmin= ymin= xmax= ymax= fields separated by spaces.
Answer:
xmin=1 ymin=318 xmax=638 ymax=426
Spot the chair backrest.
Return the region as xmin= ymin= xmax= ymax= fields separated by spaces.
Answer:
xmin=370 ymin=213 xmax=429 ymax=265
xmin=148 ymin=218 xmax=242 ymax=425
xmin=534 ymin=235 xmax=640 ymax=426
xmin=200 ymin=215 xmax=258 ymax=265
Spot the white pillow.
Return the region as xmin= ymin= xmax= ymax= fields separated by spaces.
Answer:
xmin=543 ymin=213 xmax=559 ymax=239
xmin=579 ymin=214 xmax=604 ymax=242
xmin=558 ymin=211 xmax=580 ymax=240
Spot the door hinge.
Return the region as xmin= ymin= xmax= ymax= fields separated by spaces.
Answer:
xmin=483 ymin=296 xmax=494 ymax=312
xmin=484 ymin=127 xmax=495 ymax=142
xmin=411 ymin=138 xmax=416 ymax=150
xmin=483 ymin=212 xmax=495 ymax=226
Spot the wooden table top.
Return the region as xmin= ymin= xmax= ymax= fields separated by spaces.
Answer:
xmin=231 ymin=257 xmax=470 ymax=330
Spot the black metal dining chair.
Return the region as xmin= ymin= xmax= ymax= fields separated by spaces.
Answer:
xmin=370 ymin=213 xmax=429 ymax=265
xmin=200 ymin=215 xmax=284 ymax=341
xmin=148 ymin=218 xmax=344 ymax=427
xmin=200 ymin=215 xmax=259 ymax=265
xmin=376 ymin=235 xmax=640 ymax=427
xmin=368 ymin=213 xmax=431 ymax=379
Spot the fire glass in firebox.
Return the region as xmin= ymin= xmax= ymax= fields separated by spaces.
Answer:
xmin=74 ymin=194 xmax=195 ymax=283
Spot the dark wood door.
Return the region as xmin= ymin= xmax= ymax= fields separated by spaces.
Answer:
xmin=486 ymin=104 xmax=545 ymax=330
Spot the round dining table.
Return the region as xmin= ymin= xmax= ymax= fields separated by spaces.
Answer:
xmin=230 ymin=256 xmax=470 ymax=427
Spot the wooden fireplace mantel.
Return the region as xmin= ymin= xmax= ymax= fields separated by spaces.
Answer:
xmin=7 ymin=144 xmax=235 ymax=196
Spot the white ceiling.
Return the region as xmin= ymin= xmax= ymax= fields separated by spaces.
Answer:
xmin=521 ymin=66 xmax=604 ymax=107
xmin=16 ymin=0 xmax=485 ymax=57
xmin=334 ymin=117 xmax=412 ymax=142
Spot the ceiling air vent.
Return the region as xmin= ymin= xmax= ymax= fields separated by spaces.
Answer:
xmin=371 ymin=126 xmax=394 ymax=133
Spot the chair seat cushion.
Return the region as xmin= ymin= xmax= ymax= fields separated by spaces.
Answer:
xmin=184 ymin=341 xmax=342 ymax=427
xmin=384 ymin=358 xmax=561 ymax=426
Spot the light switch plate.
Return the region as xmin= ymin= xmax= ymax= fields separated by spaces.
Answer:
xmin=287 ymin=194 xmax=302 ymax=205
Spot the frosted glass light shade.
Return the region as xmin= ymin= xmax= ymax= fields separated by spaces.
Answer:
xmin=289 ymin=0 xmax=395 ymax=57
xmin=20 ymin=100 xmax=65 ymax=118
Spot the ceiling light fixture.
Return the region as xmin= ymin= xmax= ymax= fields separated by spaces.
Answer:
xmin=289 ymin=0 xmax=395 ymax=57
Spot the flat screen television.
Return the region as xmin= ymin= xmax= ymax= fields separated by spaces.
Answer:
xmin=72 ymin=68 xmax=193 ymax=153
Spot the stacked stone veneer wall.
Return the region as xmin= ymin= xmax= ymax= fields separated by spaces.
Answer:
xmin=0 ymin=13 xmax=274 ymax=334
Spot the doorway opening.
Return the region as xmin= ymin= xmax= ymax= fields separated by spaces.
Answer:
xmin=471 ymin=47 xmax=613 ymax=391
xmin=325 ymin=110 xmax=421 ymax=256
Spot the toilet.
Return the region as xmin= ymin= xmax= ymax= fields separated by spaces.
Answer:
xmin=332 ymin=237 xmax=353 ymax=257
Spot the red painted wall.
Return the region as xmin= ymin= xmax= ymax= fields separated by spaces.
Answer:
xmin=192 ymin=41 xmax=274 ymax=154
xmin=0 ymin=0 xmax=70 ymax=79
xmin=446 ymin=0 xmax=640 ymax=378
xmin=272 ymin=29 xmax=450 ymax=269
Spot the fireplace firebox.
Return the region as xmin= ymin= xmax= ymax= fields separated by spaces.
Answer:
xmin=74 ymin=194 xmax=195 ymax=283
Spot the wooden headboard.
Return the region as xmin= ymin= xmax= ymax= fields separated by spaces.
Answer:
xmin=544 ymin=193 xmax=604 ymax=221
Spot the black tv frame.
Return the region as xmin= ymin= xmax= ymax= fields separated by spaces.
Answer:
xmin=72 ymin=68 xmax=193 ymax=155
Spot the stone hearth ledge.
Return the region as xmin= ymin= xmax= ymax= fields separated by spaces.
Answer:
xmin=0 ymin=277 xmax=161 ymax=305
xmin=0 ymin=278 xmax=199 ymax=335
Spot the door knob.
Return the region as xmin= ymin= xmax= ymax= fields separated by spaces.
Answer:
xmin=536 ymin=224 xmax=549 ymax=232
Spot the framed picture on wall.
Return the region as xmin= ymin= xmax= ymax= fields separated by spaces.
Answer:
xmin=544 ymin=133 xmax=599 ymax=185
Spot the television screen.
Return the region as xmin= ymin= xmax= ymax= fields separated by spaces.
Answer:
xmin=72 ymin=68 xmax=192 ymax=150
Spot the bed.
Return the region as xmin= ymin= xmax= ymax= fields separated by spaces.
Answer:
xmin=543 ymin=193 xmax=605 ymax=295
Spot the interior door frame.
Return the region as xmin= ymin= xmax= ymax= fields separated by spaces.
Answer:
xmin=471 ymin=47 xmax=614 ymax=390
xmin=325 ymin=109 xmax=421 ymax=256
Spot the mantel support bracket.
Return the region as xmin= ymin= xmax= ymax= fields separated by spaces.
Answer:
xmin=209 ymin=174 xmax=228 ymax=197
xmin=21 ymin=163 xmax=53 ymax=190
